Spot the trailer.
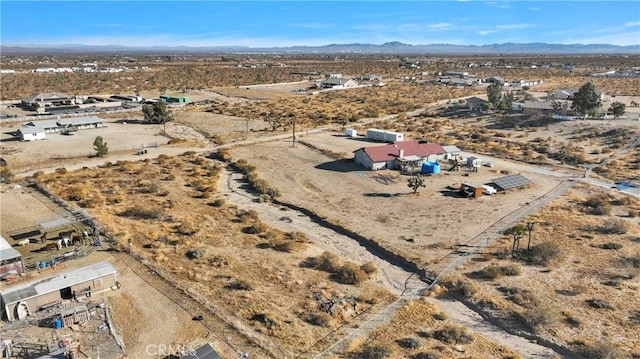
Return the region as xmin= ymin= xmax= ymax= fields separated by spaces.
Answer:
xmin=366 ymin=128 xmax=404 ymax=142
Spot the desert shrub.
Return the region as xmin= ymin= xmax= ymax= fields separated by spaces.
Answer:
xmin=472 ymin=264 xmax=521 ymax=280
xmin=186 ymin=248 xmax=204 ymax=260
xmin=586 ymin=299 xmax=614 ymax=310
xmin=32 ymin=170 xmax=44 ymax=178
xmin=55 ymin=167 xmax=68 ymax=175
xmin=357 ymin=344 xmax=394 ymax=359
xmin=432 ymin=312 xmax=448 ymax=321
xmin=360 ymin=262 xmax=378 ymax=275
xmin=523 ymin=242 xmax=561 ymax=266
xmin=137 ymin=181 xmax=159 ymax=194
xmin=305 ymin=252 xmax=342 ymax=272
xmin=396 ymin=337 xmax=421 ymax=349
xmin=271 ymin=240 xmax=306 ymax=253
xmin=573 ymin=340 xmax=617 ymax=359
xmin=600 ymin=218 xmax=629 ymax=234
xmin=237 ymin=209 xmax=260 ymax=222
xmin=209 ymin=199 xmax=225 ymax=207
xmin=163 ymin=174 xmax=176 ymax=181
xmin=120 ymin=206 xmax=161 ymax=219
xmin=431 ymin=325 xmax=473 ymax=344
xmin=334 ymin=263 xmax=368 ymax=285
xmin=243 ymin=221 xmax=268 ymax=234
xmin=209 ymin=149 xmax=232 ymax=162
xmin=500 ymin=287 xmax=540 ymax=308
xmin=624 ymin=257 xmax=640 ymax=268
xmin=412 ymin=352 xmax=442 ymax=359
xmin=306 ymin=312 xmax=334 ymax=327
xmin=250 ymin=312 xmax=279 ymax=329
xmin=64 ymin=185 xmax=88 ymax=201
xmin=449 ymin=279 xmax=479 ymax=298
xmin=79 ymin=195 xmax=104 ymax=208
xmin=226 ymin=279 xmax=254 ymax=291
xmin=515 ymin=308 xmax=555 ymax=332
xmin=176 ymin=220 xmax=198 ymax=235
xmin=583 ymin=195 xmax=613 ymax=215
xmin=599 ymin=242 xmax=623 ymax=250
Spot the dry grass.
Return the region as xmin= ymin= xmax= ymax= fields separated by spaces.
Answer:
xmin=35 ymin=154 xmax=396 ymax=354
xmin=348 ymin=299 xmax=520 ymax=358
xmin=453 ymin=187 xmax=640 ymax=356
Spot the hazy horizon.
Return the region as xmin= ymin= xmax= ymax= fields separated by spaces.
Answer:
xmin=2 ymin=1 xmax=639 ymax=48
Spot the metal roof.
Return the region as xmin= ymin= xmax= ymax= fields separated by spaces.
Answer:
xmin=1 ymin=261 xmax=117 ymax=305
xmin=21 ymin=93 xmax=71 ymax=103
xmin=490 ymin=174 xmax=532 ymax=191
xmin=442 ymin=145 xmax=461 ymax=153
xmin=58 ymin=116 xmax=103 ymax=126
xmin=18 ymin=126 xmax=45 ymax=135
xmin=182 ymin=343 xmax=223 ymax=359
xmin=26 ymin=120 xmax=60 ymax=129
xmin=0 ymin=235 xmax=22 ymax=261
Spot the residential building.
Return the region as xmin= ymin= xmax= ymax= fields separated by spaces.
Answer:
xmin=353 ymin=141 xmax=447 ymax=171
xmin=319 ymin=78 xmax=359 ymax=89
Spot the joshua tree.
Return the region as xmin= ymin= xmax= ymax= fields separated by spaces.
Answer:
xmin=407 ymin=173 xmax=426 ymax=194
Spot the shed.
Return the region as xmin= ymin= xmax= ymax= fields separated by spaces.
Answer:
xmin=0 ymin=261 xmax=117 ymax=322
xmin=466 ymin=156 xmax=482 ymax=168
xmin=442 ymin=145 xmax=461 ymax=160
xmin=17 ymin=126 xmax=46 ymax=141
xmin=345 ymin=129 xmax=357 ymax=137
xmin=489 ymin=174 xmax=532 ymax=192
xmin=0 ymin=235 xmax=25 ymax=277
xmin=461 ymin=183 xmax=483 ymax=198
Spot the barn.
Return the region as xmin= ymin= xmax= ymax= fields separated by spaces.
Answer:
xmin=0 ymin=261 xmax=117 ymax=322
xmin=58 ymin=116 xmax=104 ymax=130
xmin=0 ymin=235 xmax=24 ymax=278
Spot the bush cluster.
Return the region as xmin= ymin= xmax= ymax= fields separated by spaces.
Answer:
xmin=303 ymin=252 xmax=376 ymax=285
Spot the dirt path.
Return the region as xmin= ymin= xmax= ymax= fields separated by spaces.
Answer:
xmin=218 ymin=167 xmax=563 ymax=358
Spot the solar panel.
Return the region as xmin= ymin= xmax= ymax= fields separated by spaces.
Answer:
xmin=490 ymin=174 xmax=532 ymax=191
xmin=182 ymin=344 xmax=222 ymax=359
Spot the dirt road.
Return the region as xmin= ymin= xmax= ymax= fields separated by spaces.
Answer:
xmin=218 ymin=167 xmax=563 ymax=358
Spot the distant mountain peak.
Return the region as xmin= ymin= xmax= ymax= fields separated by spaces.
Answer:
xmin=1 ymin=42 xmax=638 ymax=55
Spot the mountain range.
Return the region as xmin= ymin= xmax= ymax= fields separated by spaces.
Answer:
xmin=2 ymin=42 xmax=639 ymax=55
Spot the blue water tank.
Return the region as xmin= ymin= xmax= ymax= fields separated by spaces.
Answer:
xmin=421 ymin=161 xmax=441 ymax=174
xmin=54 ymin=318 xmax=63 ymax=329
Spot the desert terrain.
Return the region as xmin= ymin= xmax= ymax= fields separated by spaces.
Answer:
xmin=1 ymin=54 xmax=639 ymax=359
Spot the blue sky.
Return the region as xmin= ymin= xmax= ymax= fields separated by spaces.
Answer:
xmin=2 ymin=1 xmax=639 ymax=47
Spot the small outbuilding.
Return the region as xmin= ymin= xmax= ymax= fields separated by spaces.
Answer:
xmin=366 ymin=129 xmax=404 ymax=142
xmin=0 ymin=261 xmax=117 ymax=322
xmin=17 ymin=126 xmax=46 ymax=141
xmin=345 ymin=128 xmax=357 ymax=137
xmin=461 ymin=183 xmax=484 ymax=198
xmin=466 ymin=156 xmax=482 ymax=168
xmin=0 ymin=236 xmax=24 ymax=278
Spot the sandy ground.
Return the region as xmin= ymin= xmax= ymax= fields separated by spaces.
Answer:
xmin=229 ymin=131 xmax=564 ymax=269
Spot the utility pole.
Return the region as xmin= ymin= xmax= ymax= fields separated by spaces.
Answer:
xmin=245 ymin=116 xmax=250 ymax=140
xmin=292 ymin=119 xmax=296 ymax=147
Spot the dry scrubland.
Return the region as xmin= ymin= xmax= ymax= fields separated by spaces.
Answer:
xmin=347 ymin=299 xmax=521 ymax=359
xmin=33 ymin=153 xmax=401 ymax=356
xmin=446 ymin=184 xmax=640 ymax=358
xmin=3 ymin=54 xmax=640 ymax=358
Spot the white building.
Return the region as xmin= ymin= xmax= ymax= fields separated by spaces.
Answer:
xmin=17 ymin=126 xmax=46 ymax=141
